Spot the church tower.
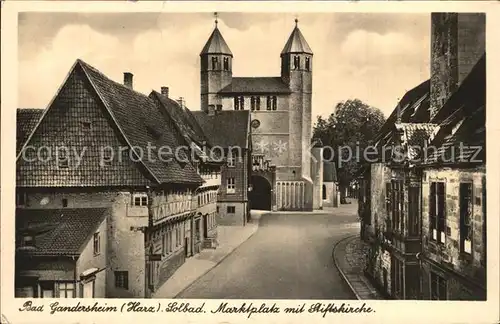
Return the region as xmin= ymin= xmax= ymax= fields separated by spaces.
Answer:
xmin=200 ymin=16 xmax=233 ymax=115
xmin=280 ymin=19 xmax=313 ymax=183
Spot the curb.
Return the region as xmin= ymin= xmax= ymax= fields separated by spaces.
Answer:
xmin=332 ymin=234 xmax=361 ymax=300
xmin=173 ymin=221 xmax=261 ymax=298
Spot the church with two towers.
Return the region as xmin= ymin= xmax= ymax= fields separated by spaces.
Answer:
xmin=199 ymin=18 xmax=325 ymax=212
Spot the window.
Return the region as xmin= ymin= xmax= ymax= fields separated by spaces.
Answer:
xmin=58 ymin=150 xmax=69 ymax=169
xmin=385 ymin=182 xmax=392 ymax=228
xmin=223 ymin=57 xmax=229 ymax=71
xmin=234 ymin=97 xmax=239 ymax=110
xmin=115 ymin=271 xmax=129 ymax=289
xmin=57 ymin=282 xmax=75 ymax=298
xmin=429 ymin=182 xmax=446 ymax=243
xmin=256 ymin=97 xmax=261 ymax=110
xmin=21 ymin=235 xmax=34 ymax=247
xmin=216 ymin=104 xmax=222 ymax=111
xmin=62 ymin=198 xmax=68 ymax=208
xmin=251 ymin=97 xmax=256 ymax=111
xmin=16 ymin=190 xmax=27 ymax=206
xmin=305 ymin=57 xmax=310 ymax=71
xmin=234 ymin=96 xmax=244 ymax=110
xmin=216 ymin=206 xmax=219 ymax=213
xmin=211 ymin=57 xmax=218 ymax=70
xmin=227 ymin=149 xmax=237 ymax=167
xmin=460 ymin=183 xmax=473 ymax=254
xmin=267 ymin=96 xmax=272 ymax=110
xmin=93 ymin=232 xmax=100 ymax=255
xmin=322 ymin=185 xmax=327 ymax=200
xmin=239 ymin=96 xmax=245 ymax=110
xmin=392 ymin=180 xmax=404 ymax=234
xmin=430 ymin=272 xmax=447 ymax=300
xmin=272 ymin=96 xmax=277 ymax=110
xmin=227 ymin=177 xmax=235 ymax=194
xmin=81 ymin=121 xmax=92 ymax=130
xmin=133 ymin=194 xmax=148 ymax=207
xmin=408 ymin=186 xmax=420 ymax=236
xmin=227 ymin=206 xmax=236 ymax=213
xmin=293 ymin=56 xmax=300 ymax=70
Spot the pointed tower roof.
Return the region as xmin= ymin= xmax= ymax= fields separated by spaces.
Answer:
xmin=200 ymin=24 xmax=233 ymax=57
xmin=281 ymin=19 xmax=313 ymax=56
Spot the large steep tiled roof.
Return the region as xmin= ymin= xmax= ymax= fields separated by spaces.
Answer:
xmin=16 ymin=109 xmax=44 ymax=155
xmin=218 ymin=77 xmax=291 ymax=95
xmin=281 ymin=25 xmax=313 ymax=55
xmin=150 ymin=91 xmax=208 ymax=145
xmin=200 ymin=27 xmax=233 ymax=57
xmin=150 ymin=91 xmax=222 ymax=163
xmin=16 ymin=208 xmax=109 ymax=256
xmin=424 ymin=54 xmax=486 ymax=167
xmin=17 ymin=59 xmax=203 ymax=187
xmin=191 ymin=110 xmax=250 ymax=148
xmin=374 ymin=79 xmax=430 ymax=145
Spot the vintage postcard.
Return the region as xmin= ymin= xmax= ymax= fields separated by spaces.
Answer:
xmin=1 ymin=1 xmax=499 ymax=324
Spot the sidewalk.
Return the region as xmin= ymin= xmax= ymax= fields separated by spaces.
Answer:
xmin=333 ymin=235 xmax=385 ymax=300
xmin=152 ymin=223 xmax=259 ymax=298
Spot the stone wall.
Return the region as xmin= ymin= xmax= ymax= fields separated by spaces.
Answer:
xmin=421 ymin=167 xmax=486 ymax=299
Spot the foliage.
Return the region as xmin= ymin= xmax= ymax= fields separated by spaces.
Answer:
xmin=313 ymin=99 xmax=386 ymax=188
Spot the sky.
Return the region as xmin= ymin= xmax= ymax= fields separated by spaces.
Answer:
xmin=18 ymin=12 xmax=431 ymax=119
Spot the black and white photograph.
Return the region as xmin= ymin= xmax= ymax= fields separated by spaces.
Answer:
xmin=1 ymin=2 xmax=499 ymax=324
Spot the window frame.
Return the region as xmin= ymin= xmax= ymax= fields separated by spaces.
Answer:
xmin=227 ymin=177 xmax=236 ymax=194
xmin=429 ymin=181 xmax=446 ymax=244
xmin=93 ymin=232 xmax=100 ymax=256
xmin=114 ymin=271 xmax=129 ymax=290
xmin=132 ymin=193 xmax=148 ymax=207
xmin=459 ymin=182 xmax=473 ymax=254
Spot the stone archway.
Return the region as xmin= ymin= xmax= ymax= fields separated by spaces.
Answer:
xmin=250 ymin=175 xmax=272 ymax=211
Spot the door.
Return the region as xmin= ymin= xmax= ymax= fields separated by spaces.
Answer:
xmin=40 ymin=282 xmax=54 ymax=298
xmin=203 ymin=214 xmax=208 ymax=238
xmin=82 ymin=281 xmax=94 ymax=298
xmin=184 ymin=237 xmax=189 ymax=257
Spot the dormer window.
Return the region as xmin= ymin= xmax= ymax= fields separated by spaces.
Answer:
xmin=211 ymin=57 xmax=219 ymax=70
xmin=21 ymin=235 xmax=34 ymax=248
xmin=223 ymin=57 xmax=229 ymax=71
xmin=58 ymin=150 xmax=69 ymax=169
xmin=81 ymin=121 xmax=92 ymax=130
xmin=305 ymin=57 xmax=310 ymax=71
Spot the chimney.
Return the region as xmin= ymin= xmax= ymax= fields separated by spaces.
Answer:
xmin=177 ymin=97 xmax=185 ymax=109
xmin=123 ymin=72 xmax=133 ymax=89
xmin=161 ymin=86 xmax=169 ymax=98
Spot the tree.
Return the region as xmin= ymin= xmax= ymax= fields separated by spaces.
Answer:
xmin=313 ymin=99 xmax=385 ymax=204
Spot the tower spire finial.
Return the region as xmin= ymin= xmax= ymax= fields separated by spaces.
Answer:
xmin=295 ymin=16 xmax=299 ymax=27
xmin=214 ymin=12 xmax=218 ymax=28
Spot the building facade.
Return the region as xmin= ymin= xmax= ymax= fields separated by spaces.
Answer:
xmin=15 ymin=59 xmax=224 ymax=298
xmin=199 ymin=19 xmax=322 ymax=211
xmin=359 ymin=13 xmax=486 ymax=300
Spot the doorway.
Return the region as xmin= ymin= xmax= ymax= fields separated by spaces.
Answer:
xmin=249 ymin=175 xmax=272 ymax=210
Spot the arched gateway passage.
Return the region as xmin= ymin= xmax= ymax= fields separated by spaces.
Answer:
xmin=249 ymin=175 xmax=272 ymax=210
